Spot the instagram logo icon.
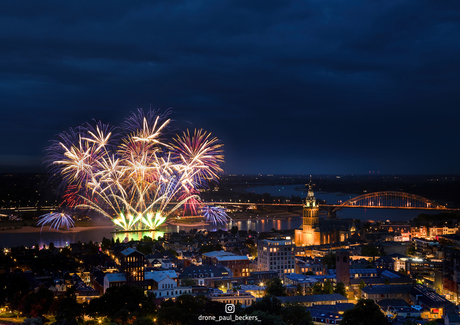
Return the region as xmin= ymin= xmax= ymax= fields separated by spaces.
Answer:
xmin=225 ymin=303 xmax=235 ymax=314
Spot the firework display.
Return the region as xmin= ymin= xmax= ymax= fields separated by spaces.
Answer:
xmin=37 ymin=212 xmax=75 ymax=232
xmin=202 ymin=206 xmax=231 ymax=224
xmin=44 ymin=108 xmax=225 ymax=231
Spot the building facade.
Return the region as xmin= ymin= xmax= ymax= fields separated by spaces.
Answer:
xmin=202 ymin=251 xmax=250 ymax=277
xmin=118 ymin=248 xmax=145 ymax=288
xmin=294 ymin=185 xmax=359 ymax=246
xmin=103 ymin=273 xmax=127 ymax=293
xmin=208 ymin=291 xmax=256 ymax=307
xmin=257 ymin=238 xmax=295 ymax=275
xmin=145 ymin=270 xmax=192 ymax=299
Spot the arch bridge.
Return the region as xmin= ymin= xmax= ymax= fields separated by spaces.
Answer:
xmin=323 ymin=191 xmax=447 ymax=213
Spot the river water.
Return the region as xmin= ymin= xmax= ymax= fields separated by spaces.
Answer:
xmin=245 ymin=184 xmax=437 ymax=222
xmin=0 ymin=184 xmax=438 ymax=248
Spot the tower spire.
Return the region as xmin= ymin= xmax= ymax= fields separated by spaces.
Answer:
xmin=305 ymin=181 xmax=316 ymax=206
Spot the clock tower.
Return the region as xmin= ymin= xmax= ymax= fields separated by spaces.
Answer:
xmin=295 ymin=183 xmax=320 ymax=246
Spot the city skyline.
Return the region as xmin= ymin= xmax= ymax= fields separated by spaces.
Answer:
xmin=1 ymin=1 xmax=459 ymax=175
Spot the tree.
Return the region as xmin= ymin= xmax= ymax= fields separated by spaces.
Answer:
xmin=133 ymin=317 xmax=155 ymax=325
xmin=322 ymin=279 xmax=333 ymax=294
xmin=341 ymin=299 xmax=387 ymax=325
xmin=142 ymin=235 xmax=153 ymax=243
xmin=258 ymin=232 xmax=269 ymax=240
xmin=244 ymin=297 xmax=313 ymax=325
xmin=245 ymin=238 xmax=255 ymax=246
xmin=86 ymin=240 xmax=100 ymax=254
xmin=87 ymin=285 xmax=156 ymax=323
xmin=245 ymin=296 xmax=283 ymax=316
xmin=247 ymin=245 xmax=258 ymax=258
xmin=60 ymin=247 xmax=72 ymax=257
xmin=296 ymin=284 xmax=303 ymax=296
xmin=0 ymin=273 xmax=30 ymax=308
xmin=312 ymin=280 xmax=334 ymax=295
xmin=202 ymin=300 xmax=228 ymax=316
xmin=157 ymin=294 xmax=206 ymax=325
xmin=50 ymin=296 xmax=83 ymax=323
xmin=321 ymin=253 xmax=336 ymax=269
xmin=180 ymin=277 xmax=196 ymax=287
xmin=246 ymin=239 xmax=258 ymax=257
xmin=312 ymin=282 xmax=323 ymax=295
xmin=176 ymin=294 xmax=202 ymax=315
xmin=361 ymin=244 xmax=380 ymax=256
xmin=334 ymin=282 xmax=347 ymax=298
xmin=19 ymin=288 xmax=54 ymax=318
xmin=101 ymin=237 xmax=113 ymax=250
xmin=238 ymin=310 xmax=287 ymax=325
xmin=136 ymin=243 xmax=153 ymax=255
xmin=358 ymin=279 xmax=366 ymax=294
xmin=282 ymin=302 xmax=313 ymax=325
xmin=407 ymin=246 xmax=416 ymax=256
xmin=157 ymin=306 xmax=186 ymax=325
xmin=231 ymin=226 xmax=238 ymax=234
xmin=266 ymin=278 xmax=286 ymax=296
xmin=199 ymin=244 xmax=222 ymax=254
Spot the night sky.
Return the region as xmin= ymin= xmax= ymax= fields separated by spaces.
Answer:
xmin=1 ymin=1 xmax=459 ymax=175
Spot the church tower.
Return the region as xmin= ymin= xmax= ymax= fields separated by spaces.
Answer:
xmin=336 ymin=250 xmax=350 ymax=285
xmin=295 ymin=183 xmax=320 ymax=246
xmin=303 ymin=184 xmax=319 ymax=227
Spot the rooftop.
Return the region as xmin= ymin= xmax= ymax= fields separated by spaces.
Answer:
xmin=261 ymin=239 xmax=293 ymax=245
xmin=411 ymin=285 xmax=453 ymax=309
xmin=277 ymin=294 xmax=348 ymax=304
xmin=362 ymin=284 xmax=413 ymax=295
xmin=202 ymin=250 xmax=237 ymax=258
xmin=376 ymin=299 xmax=411 ymax=309
xmin=215 ymin=255 xmax=249 ymax=261
xmin=105 ymin=273 xmax=127 ymax=282
xmin=307 ymin=303 xmax=355 ymax=313
xmin=121 ymin=247 xmax=144 ymax=256
xmin=145 ymin=270 xmax=178 ymax=282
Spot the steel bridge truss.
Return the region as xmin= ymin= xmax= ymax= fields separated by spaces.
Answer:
xmin=331 ymin=191 xmax=446 ymax=212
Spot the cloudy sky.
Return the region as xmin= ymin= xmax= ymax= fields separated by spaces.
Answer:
xmin=1 ymin=0 xmax=459 ymax=174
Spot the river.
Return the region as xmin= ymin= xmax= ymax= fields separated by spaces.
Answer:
xmin=0 ymin=184 xmax=438 ymax=248
xmin=244 ymin=184 xmax=438 ymax=223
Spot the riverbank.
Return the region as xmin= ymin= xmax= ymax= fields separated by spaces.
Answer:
xmin=0 ymin=225 xmax=115 ymax=234
xmin=230 ymin=211 xmax=301 ymax=220
xmin=164 ymin=211 xmax=301 ymax=227
xmin=166 ymin=220 xmax=210 ymax=227
xmin=0 ymin=317 xmax=25 ymax=324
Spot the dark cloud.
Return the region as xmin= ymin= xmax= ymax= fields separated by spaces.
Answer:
xmin=0 ymin=0 xmax=459 ymax=174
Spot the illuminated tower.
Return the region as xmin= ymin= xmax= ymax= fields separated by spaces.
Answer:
xmin=303 ymin=184 xmax=319 ymax=226
xmin=295 ymin=183 xmax=320 ymax=246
